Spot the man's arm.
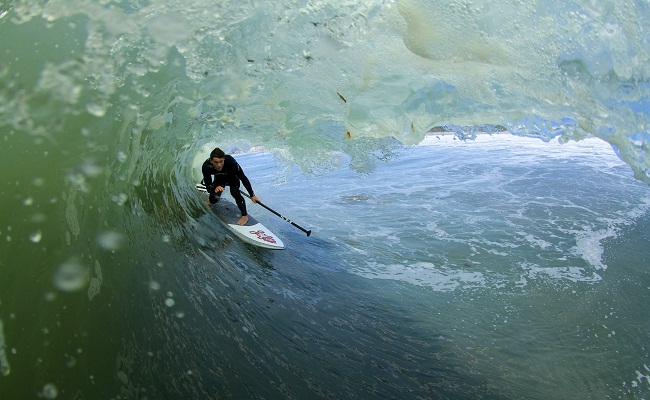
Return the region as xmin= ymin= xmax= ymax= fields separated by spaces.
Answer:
xmin=235 ymin=163 xmax=254 ymax=197
xmin=201 ymin=162 xmax=215 ymax=194
xmin=234 ymin=162 xmax=261 ymax=203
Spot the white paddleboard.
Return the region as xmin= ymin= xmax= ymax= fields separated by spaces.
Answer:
xmin=196 ymin=183 xmax=285 ymax=250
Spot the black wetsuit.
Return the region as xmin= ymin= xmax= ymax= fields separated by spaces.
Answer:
xmin=201 ymin=155 xmax=254 ymax=216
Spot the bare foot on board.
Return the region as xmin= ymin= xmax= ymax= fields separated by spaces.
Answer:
xmin=237 ymin=215 xmax=249 ymax=225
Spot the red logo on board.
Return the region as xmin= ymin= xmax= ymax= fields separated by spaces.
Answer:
xmin=249 ymin=230 xmax=277 ymax=244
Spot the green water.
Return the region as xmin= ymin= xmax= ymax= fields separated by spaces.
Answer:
xmin=2 ymin=0 xmax=650 ymax=398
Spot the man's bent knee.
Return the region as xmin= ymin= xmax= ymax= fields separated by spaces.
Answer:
xmin=209 ymin=193 xmax=221 ymax=204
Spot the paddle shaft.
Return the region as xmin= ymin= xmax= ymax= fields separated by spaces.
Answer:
xmin=240 ymin=191 xmax=312 ymax=236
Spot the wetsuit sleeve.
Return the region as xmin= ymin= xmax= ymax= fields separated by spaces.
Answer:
xmin=201 ymin=161 xmax=215 ymax=194
xmin=235 ymin=163 xmax=254 ymax=197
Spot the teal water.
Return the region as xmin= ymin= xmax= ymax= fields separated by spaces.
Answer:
xmin=1 ymin=1 xmax=650 ymax=399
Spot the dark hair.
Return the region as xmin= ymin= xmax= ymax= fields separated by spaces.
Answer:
xmin=210 ymin=147 xmax=225 ymax=159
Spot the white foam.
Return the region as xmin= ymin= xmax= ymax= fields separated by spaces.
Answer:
xmin=354 ymin=261 xmax=486 ymax=292
xmin=519 ymin=262 xmax=602 ymax=283
xmin=572 ymin=227 xmax=612 ymax=271
xmin=571 ymin=198 xmax=650 ymax=271
xmin=522 ymin=233 xmax=553 ymax=250
xmin=419 ymin=134 xmax=622 ymax=166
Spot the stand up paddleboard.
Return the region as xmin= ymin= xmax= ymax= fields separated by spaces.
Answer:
xmin=196 ymin=183 xmax=285 ymax=250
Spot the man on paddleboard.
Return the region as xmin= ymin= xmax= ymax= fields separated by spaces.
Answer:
xmin=201 ymin=147 xmax=260 ymax=225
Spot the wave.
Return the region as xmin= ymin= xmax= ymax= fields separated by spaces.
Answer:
xmin=1 ymin=0 xmax=649 ymax=182
xmin=1 ymin=2 xmax=650 ymax=398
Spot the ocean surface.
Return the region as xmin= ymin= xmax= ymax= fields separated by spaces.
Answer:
xmin=1 ymin=1 xmax=650 ymax=399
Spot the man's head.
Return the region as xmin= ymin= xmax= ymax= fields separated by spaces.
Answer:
xmin=210 ymin=147 xmax=226 ymax=171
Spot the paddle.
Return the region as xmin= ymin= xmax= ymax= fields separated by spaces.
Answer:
xmin=240 ymin=190 xmax=312 ymax=236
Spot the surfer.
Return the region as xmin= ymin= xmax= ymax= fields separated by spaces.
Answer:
xmin=201 ymin=147 xmax=260 ymax=225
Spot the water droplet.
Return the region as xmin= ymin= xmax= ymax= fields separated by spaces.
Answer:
xmin=112 ymin=193 xmax=128 ymax=206
xmin=87 ymin=278 xmax=101 ymax=301
xmin=164 ymin=298 xmax=175 ymax=307
xmin=41 ymin=383 xmax=58 ymax=399
xmin=116 ymin=371 xmax=128 ymax=384
xmin=29 ymin=231 xmax=42 ymax=243
xmin=65 ymin=355 xmax=77 ymax=368
xmin=86 ymin=102 xmax=106 ymax=117
xmin=97 ymin=231 xmax=126 ymax=250
xmin=53 ymin=260 xmax=88 ymax=292
xmin=80 ymin=160 xmax=103 ymax=178
xmin=30 ymin=213 xmax=48 ymax=223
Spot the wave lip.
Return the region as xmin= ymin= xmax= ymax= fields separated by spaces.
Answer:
xmin=1 ymin=0 xmax=649 ymax=181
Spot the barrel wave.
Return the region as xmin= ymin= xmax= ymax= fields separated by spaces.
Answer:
xmin=1 ymin=1 xmax=649 ymax=399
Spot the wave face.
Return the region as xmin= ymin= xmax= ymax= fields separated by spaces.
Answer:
xmin=1 ymin=1 xmax=650 ymax=399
